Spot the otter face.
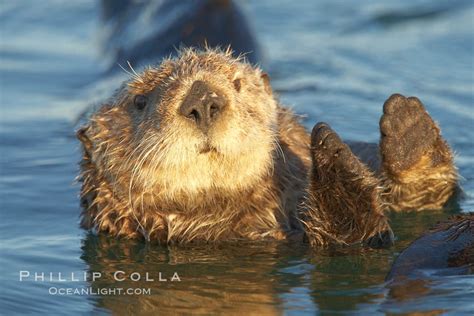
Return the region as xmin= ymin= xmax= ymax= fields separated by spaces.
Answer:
xmin=79 ymin=49 xmax=278 ymax=202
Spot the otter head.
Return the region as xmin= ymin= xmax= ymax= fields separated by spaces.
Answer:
xmin=78 ymin=48 xmax=278 ymax=208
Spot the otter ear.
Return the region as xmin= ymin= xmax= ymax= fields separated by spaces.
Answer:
xmin=76 ymin=125 xmax=93 ymax=154
xmin=261 ymin=73 xmax=272 ymax=95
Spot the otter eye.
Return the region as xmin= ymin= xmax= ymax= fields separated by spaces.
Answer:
xmin=134 ymin=95 xmax=148 ymax=110
xmin=233 ymin=78 xmax=241 ymax=92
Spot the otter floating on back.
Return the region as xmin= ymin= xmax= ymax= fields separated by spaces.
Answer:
xmin=76 ymin=47 xmax=459 ymax=249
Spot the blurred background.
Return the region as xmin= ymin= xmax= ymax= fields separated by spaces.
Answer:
xmin=0 ymin=0 xmax=473 ymax=314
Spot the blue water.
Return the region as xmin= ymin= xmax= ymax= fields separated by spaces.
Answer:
xmin=1 ymin=0 xmax=473 ymax=314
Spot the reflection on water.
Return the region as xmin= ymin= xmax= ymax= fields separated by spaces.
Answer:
xmin=77 ymin=209 xmax=463 ymax=314
xmin=1 ymin=0 xmax=473 ymax=314
xmin=82 ymin=236 xmax=304 ymax=314
xmin=81 ymin=235 xmax=390 ymax=314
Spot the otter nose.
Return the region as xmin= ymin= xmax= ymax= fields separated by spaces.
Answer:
xmin=179 ymin=80 xmax=226 ymax=131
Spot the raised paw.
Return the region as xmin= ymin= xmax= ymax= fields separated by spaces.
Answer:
xmin=380 ymin=94 xmax=446 ymax=176
xmin=311 ymin=122 xmax=364 ymax=176
xmin=379 ymin=94 xmax=457 ymax=211
xmin=303 ymin=122 xmax=393 ymax=248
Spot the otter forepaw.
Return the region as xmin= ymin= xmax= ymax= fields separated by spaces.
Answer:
xmin=379 ymin=94 xmax=458 ymax=211
xmin=380 ymin=94 xmax=448 ymax=176
xmin=311 ymin=122 xmax=364 ymax=175
xmin=302 ymin=122 xmax=393 ymax=248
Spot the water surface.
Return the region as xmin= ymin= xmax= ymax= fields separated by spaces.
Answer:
xmin=1 ymin=0 xmax=473 ymax=314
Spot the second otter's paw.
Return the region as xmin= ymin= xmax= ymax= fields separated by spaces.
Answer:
xmin=301 ymin=123 xmax=393 ymax=248
xmin=380 ymin=94 xmax=450 ymax=177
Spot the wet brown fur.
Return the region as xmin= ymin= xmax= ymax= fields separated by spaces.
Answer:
xmin=301 ymin=123 xmax=392 ymax=248
xmin=378 ymin=94 xmax=458 ymax=211
xmin=77 ymin=48 xmax=458 ymax=247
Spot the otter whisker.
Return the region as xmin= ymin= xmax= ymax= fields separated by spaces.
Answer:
xmin=127 ymin=61 xmax=141 ymax=81
xmin=126 ymin=139 xmax=161 ymax=235
xmin=118 ymin=133 xmax=157 ymax=175
xmin=118 ymin=62 xmax=142 ymax=82
xmin=272 ymin=134 xmax=286 ymax=164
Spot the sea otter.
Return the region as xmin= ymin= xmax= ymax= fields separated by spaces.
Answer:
xmin=76 ymin=48 xmax=458 ymax=247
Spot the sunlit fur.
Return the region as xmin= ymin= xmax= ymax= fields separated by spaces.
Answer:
xmin=381 ymin=140 xmax=458 ymax=211
xmin=78 ymin=48 xmax=309 ymax=243
xmin=77 ymin=48 xmax=458 ymax=246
